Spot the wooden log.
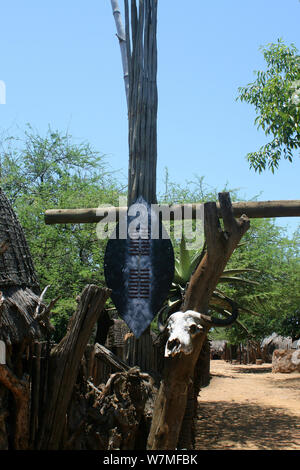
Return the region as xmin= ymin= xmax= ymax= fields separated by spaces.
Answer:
xmin=147 ymin=335 xmax=207 ymax=450
xmin=44 ymin=200 xmax=300 ymax=224
xmin=94 ymin=343 xmax=129 ymax=372
xmin=37 ymin=284 xmax=111 ymax=450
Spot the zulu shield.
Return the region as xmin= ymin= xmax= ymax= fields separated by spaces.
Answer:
xmin=104 ymin=197 xmax=174 ymax=338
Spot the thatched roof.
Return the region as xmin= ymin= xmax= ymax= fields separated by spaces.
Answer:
xmin=261 ymin=333 xmax=292 ymax=350
xmin=0 ymin=286 xmax=42 ymax=345
xmin=106 ymin=319 xmax=130 ymax=349
xmin=106 ymin=317 xmax=158 ymax=350
xmin=210 ymin=340 xmax=227 ymax=353
xmin=0 ymin=189 xmax=42 ymax=345
xmin=0 ymin=189 xmax=39 ymax=291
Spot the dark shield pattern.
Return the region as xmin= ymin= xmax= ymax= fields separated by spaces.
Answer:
xmin=104 ymin=197 xmax=174 ymax=338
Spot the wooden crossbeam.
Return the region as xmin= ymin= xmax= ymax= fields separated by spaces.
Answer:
xmin=44 ymin=200 xmax=300 ymax=224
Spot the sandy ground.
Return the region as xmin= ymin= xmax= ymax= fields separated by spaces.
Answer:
xmin=195 ymin=360 xmax=300 ymax=450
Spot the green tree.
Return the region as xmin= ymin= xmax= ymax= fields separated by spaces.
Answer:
xmin=279 ymin=309 xmax=300 ymax=341
xmin=237 ymin=39 xmax=300 ymax=173
xmin=214 ymin=219 xmax=300 ymax=344
xmin=159 ymin=172 xmax=300 ymax=345
xmin=0 ymin=126 xmax=125 ymax=341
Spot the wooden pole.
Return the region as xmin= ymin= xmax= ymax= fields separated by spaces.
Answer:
xmin=44 ymin=200 xmax=300 ymax=224
xmin=126 ymin=0 xmax=158 ymax=205
xmin=110 ymin=0 xmax=129 ymax=106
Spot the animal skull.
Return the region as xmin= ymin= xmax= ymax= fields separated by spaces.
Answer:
xmin=164 ymin=311 xmax=206 ymax=357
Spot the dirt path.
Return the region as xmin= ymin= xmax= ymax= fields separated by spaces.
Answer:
xmin=195 ymin=360 xmax=300 ymax=450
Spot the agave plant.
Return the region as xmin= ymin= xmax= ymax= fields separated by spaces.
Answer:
xmin=157 ymin=236 xmax=260 ymax=328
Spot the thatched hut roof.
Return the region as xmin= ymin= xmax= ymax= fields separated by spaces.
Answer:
xmin=0 ymin=286 xmax=42 ymax=345
xmin=106 ymin=317 xmax=158 ymax=350
xmin=291 ymin=339 xmax=300 ymax=349
xmin=0 ymin=189 xmax=42 ymax=345
xmin=106 ymin=319 xmax=130 ymax=349
xmin=210 ymin=340 xmax=227 ymax=353
xmin=0 ymin=189 xmax=39 ymax=291
xmin=261 ymin=333 xmax=292 ymax=350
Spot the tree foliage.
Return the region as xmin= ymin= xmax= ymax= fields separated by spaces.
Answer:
xmin=213 ymin=220 xmax=300 ymax=344
xmin=1 ymin=130 xmax=298 ymax=344
xmin=0 ymin=126 xmax=124 ymax=341
xmin=159 ymin=173 xmax=300 ymax=343
xmin=237 ymin=39 xmax=300 ymax=172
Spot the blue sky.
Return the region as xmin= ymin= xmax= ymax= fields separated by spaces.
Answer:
xmin=1 ymin=0 xmax=299 ymax=234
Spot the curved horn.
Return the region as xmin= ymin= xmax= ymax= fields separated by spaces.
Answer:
xmin=157 ymin=306 xmax=168 ymax=333
xmin=201 ymin=296 xmax=239 ymax=328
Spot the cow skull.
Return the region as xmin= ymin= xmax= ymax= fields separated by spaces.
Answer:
xmin=164 ymin=311 xmax=207 ymax=357
xmin=161 ymin=297 xmax=239 ymax=358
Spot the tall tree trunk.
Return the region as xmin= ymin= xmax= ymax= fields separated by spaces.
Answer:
xmin=147 ymin=193 xmax=250 ymax=450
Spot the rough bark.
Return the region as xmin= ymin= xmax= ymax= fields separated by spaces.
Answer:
xmin=177 ymin=337 xmax=210 ymax=449
xmin=147 ymin=192 xmax=250 ymax=450
xmin=147 ymin=333 xmax=207 ymax=450
xmin=37 ymin=284 xmax=111 ymax=449
xmin=183 ymin=193 xmax=250 ymax=312
xmin=93 ymin=342 xmax=130 ymax=372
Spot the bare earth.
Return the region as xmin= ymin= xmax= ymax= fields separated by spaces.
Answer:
xmin=195 ymin=360 xmax=300 ymax=450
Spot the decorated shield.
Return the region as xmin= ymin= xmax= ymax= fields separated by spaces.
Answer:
xmin=104 ymin=196 xmax=174 ymax=337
